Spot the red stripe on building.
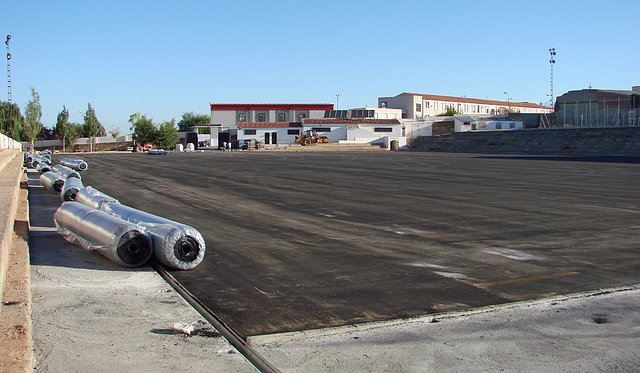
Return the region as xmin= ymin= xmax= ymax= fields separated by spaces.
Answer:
xmin=237 ymin=122 xmax=301 ymax=128
xmin=211 ymin=103 xmax=334 ymax=111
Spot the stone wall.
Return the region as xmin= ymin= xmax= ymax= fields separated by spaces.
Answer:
xmin=409 ymin=127 xmax=640 ymax=156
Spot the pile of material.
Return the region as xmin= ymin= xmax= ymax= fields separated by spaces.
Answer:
xmin=31 ymin=155 xmax=206 ymax=270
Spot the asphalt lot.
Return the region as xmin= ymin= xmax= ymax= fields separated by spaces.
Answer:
xmin=74 ymin=151 xmax=640 ymax=339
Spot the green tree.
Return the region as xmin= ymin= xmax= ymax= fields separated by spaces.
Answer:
xmin=56 ymin=106 xmax=80 ymax=150
xmin=177 ymin=112 xmax=210 ymax=132
xmin=0 ymin=101 xmax=24 ymax=140
xmin=438 ymin=105 xmax=461 ymax=116
xmin=82 ymin=103 xmax=106 ymax=138
xmin=23 ymin=87 xmax=43 ymax=149
xmin=109 ymin=127 xmax=121 ymax=139
xmin=129 ymin=113 xmax=156 ymax=145
xmin=154 ymin=119 xmax=179 ymax=149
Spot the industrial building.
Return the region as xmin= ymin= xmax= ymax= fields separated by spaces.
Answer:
xmin=378 ymin=92 xmax=552 ymax=119
xmin=210 ymin=103 xmax=333 ymax=129
xmin=554 ymin=87 xmax=640 ymax=128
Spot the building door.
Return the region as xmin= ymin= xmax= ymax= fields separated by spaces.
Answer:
xmin=264 ymin=133 xmax=270 ymax=145
xmin=271 ymin=132 xmax=277 ymax=144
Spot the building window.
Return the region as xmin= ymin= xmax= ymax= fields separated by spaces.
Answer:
xmin=277 ymin=111 xmax=287 ymax=122
xmin=256 ymin=111 xmax=268 ymax=122
xmin=374 ymin=127 xmax=393 ymax=132
xmin=287 ymin=129 xmax=300 ymax=135
xmin=416 ymin=103 xmax=422 ymax=112
xmin=296 ymin=111 xmax=309 ymax=121
xmin=237 ymin=111 xmax=248 ymax=122
xmin=496 ymin=123 xmax=502 ymax=130
xmin=244 ymin=129 xmax=257 ymax=135
xmin=312 ymin=127 xmax=331 ymax=132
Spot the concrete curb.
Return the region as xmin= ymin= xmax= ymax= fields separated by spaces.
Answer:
xmin=0 ymin=150 xmax=23 ymax=304
xmin=247 ymin=284 xmax=640 ymax=346
xmin=0 ymin=150 xmax=33 ymax=372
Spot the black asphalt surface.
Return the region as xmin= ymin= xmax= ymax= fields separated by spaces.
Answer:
xmin=75 ymin=151 xmax=640 ymax=339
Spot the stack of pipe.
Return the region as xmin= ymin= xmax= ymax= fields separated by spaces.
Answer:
xmin=54 ymin=202 xmax=153 ymax=267
xmin=60 ymin=157 xmax=89 ymax=171
xmin=40 ymin=171 xmax=65 ymax=193
xmin=99 ymin=202 xmax=206 ymax=270
xmin=52 ymin=164 xmax=81 ymax=180
xmin=75 ymin=186 xmax=119 ymax=209
xmin=72 ymin=186 xmax=205 ymax=270
xmin=61 ymin=177 xmax=84 ymax=202
xmin=36 ymin=161 xmax=53 ymax=174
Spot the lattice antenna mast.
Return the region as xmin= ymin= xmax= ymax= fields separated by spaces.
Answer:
xmin=5 ymin=35 xmax=12 ymax=103
xmin=549 ymin=48 xmax=556 ymax=106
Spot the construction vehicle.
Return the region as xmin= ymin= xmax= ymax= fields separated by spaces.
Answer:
xmin=295 ymin=129 xmax=330 ymax=146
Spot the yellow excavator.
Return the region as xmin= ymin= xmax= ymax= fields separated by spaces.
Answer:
xmin=295 ymin=129 xmax=330 ymax=146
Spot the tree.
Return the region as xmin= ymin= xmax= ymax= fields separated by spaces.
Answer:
xmin=154 ymin=119 xmax=179 ymax=149
xmin=109 ymin=127 xmax=121 ymax=139
xmin=23 ymin=87 xmax=43 ymax=149
xmin=438 ymin=105 xmax=461 ymax=116
xmin=56 ymin=106 xmax=80 ymax=150
xmin=129 ymin=113 xmax=156 ymax=145
xmin=0 ymin=101 xmax=24 ymax=141
xmin=177 ymin=112 xmax=210 ymax=132
xmin=82 ymin=103 xmax=106 ymax=138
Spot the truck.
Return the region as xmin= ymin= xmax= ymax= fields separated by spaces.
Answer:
xmin=295 ymin=129 xmax=329 ymax=146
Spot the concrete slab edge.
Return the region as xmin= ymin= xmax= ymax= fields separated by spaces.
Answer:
xmin=0 ymin=157 xmax=33 ymax=372
xmin=0 ymin=150 xmax=23 ymax=305
xmin=246 ymin=284 xmax=640 ymax=346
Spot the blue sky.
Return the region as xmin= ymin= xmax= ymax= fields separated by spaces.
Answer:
xmin=3 ymin=0 xmax=639 ymax=134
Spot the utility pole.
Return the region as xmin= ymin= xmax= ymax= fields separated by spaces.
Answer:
xmin=549 ymin=48 xmax=556 ymax=107
xmin=5 ymin=35 xmax=11 ymax=104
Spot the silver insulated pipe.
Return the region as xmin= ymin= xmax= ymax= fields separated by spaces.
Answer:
xmin=52 ymin=164 xmax=81 ymax=180
xmin=54 ymin=202 xmax=153 ymax=267
xmin=61 ymin=177 xmax=84 ymax=202
xmin=30 ymin=155 xmax=51 ymax=169
xmin=36 ymin=161 xmax=53 ymax=174
xmin=75 ymin=186 xmax=119 ymax=210
xmin=100 ymin=203 xmax=206 ymax=270
xmin=60 ymin=157 xmax=89 ymax=171
xmin=40 ymin=171 xmax=65 ymax=193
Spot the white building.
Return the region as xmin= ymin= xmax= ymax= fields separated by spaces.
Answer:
xmin=210 ymin=103 xmax=333 ymax=129
xmin=236 ymin=118 xmax=404 ymax=148
xmin=378 ymin=92 xmax=552 ymax=119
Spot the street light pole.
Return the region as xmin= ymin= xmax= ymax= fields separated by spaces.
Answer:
xmin=336 ymin=93 xmax=340 ymax=111
xmin=503 ymin=91 xmax=511 ymax=112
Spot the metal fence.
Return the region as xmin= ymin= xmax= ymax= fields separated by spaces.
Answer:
xmin=556 ymin=96 xmax=639 ymax=128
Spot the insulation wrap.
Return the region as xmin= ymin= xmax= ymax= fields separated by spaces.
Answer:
xmin=40 ymin=171 xmax=65 ymax=193
xmin=54 ymin=202 xmax=153 ymax=267
xmin=60 ymin=157 xmax=89 ymax=171
xmin=75 ymin=186 xmax=120 ymax=210
xmin=61 ymin=177 xmax=84 ymax=202
xmin=36 ymin=162 xmax=53 ymax=174
xmin=100 ymin=203 xmax=206 ymax=270
xmin=30 ymin=155 xmax=51 ymax=168
xmin=52 ymin=164 xmax=81 ymax=180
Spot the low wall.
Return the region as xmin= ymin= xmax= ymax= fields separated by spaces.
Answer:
xmin=409 ymin=127 xmax=640 ymax=156
xmin=0 ymin=133 xmax=22 ymax=150
xmin=20 ymin=136 xmax=133 ymax=152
